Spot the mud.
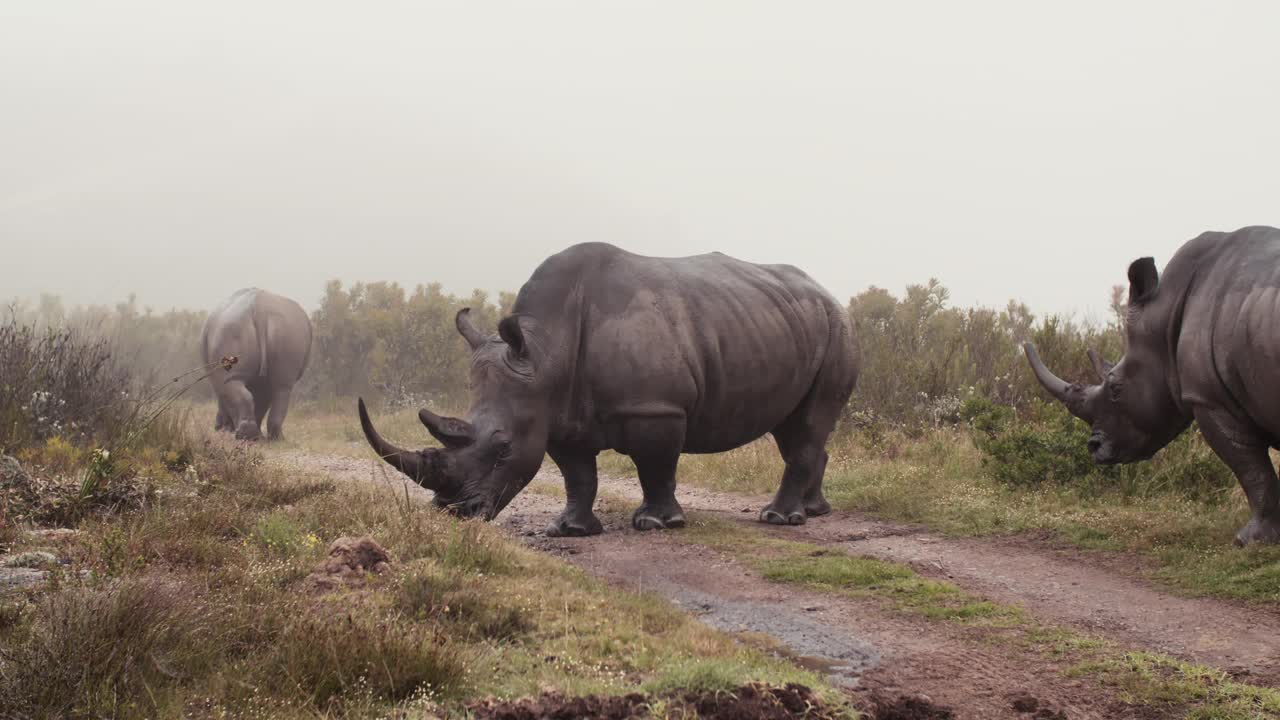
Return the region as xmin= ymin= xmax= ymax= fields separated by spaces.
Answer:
xmin=868 ymin=693 xmax=956 ymax=719
xmin=581 ymin=470 xmax=1280 ymax=683
xmin=666 ymin=587 xmax=879 ymax=688
xmin=466 ymin=682 xmax=849 ymax=720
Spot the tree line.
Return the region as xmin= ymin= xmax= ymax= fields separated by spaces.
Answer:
xmin=8 ymin=278 xmax=1125 ymax=427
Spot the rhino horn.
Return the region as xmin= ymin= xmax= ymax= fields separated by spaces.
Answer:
xmin=357 ymin=398 xmax=444 ymax=490
xmin=1023 ymin=343 xmax=1095 ymax=422
xmin=1087 ymin=348 xmax=1114 ymax=383
xmin=456 ymin=308 xmax=486 ymax=351
xmin=418 ymin=408 xmax=476 ymax=449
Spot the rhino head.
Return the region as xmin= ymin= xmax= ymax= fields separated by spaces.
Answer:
xmin=1023 ymin=257 xmax=1189 ymax=464
xmin=357 ymin=308 xmax=548 ymax=520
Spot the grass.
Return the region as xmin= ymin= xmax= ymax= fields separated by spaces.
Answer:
xmin=1069 ymin=653 xmax=1280 ymax=719
xmin=277 ymin=403 xmax=1280 ymax=604
xmin=275 ymin=400 xmax=463 ymax=458
xmin=598 ymin=427 xmax=1280 ymax=605
xmin=669 ymin=514 xmax=1280 ymax=720
xmin=1 ymin=425 xmax=850 ymax=719
xmin=676 ymin=515 xmax=1020 ymax=625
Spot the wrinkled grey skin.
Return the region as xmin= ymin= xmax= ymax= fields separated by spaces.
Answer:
xmin=359 ymin=242 xmax=858 ymax=536
xmin=1026 ymin=225 xmax=1280 ymax=546
xmin=202 ymin=288 xmax=312 ymax=441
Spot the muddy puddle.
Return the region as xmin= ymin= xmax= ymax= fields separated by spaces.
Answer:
xmin=662 ymin=586 xmax=880 ymax=688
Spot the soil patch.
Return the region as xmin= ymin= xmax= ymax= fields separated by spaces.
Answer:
xmin=305 ymin=535 xmax=392 ymax=592
xmin=466 ymin=682 xmax=848 ymax=720
xmin=868 ymin=693 xmax=956 ymax=719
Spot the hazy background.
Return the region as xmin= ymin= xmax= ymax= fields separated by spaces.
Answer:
xmin=2 ymin=1 xmax=1276 ymax=319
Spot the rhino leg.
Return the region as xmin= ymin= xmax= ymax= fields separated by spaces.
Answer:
xmin=762 ymin=416 xmax=839 ymax=526
xmin=214 ymin=401 xmax=233 ymax=432
xmin=1195 ymin=408 xmax=1280 ymax=546
xmin=266 ymin=387 xmax=292 ymax=441
xmin=632 ymin=451 xmax=686 ymax=531
xmin=251 ymin=386 xmax=270 ymax=430
xmin=545 ymin=448 xmax=603 ymax=537
xmin=802 ymin=449 xmax=833 ymax=517
xmin=216 ymin=379 xmax=261 ymax=441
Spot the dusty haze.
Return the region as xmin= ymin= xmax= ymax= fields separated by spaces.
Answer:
xmin=2 ymin=1 xmax=1277 ymax=318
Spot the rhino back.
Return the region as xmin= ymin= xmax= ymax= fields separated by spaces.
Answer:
xmin=203 ymin=289 xmax=311 ymax=384
xmin=516 ymin=243 xmax=855 ymax=453
xmin=1170 ymin=227 xmax=1280 ymax=436
xmin=253 ymin=290 xmax=313 ymax=384
xmin=203 ymin=288 xmax=265 ymax=378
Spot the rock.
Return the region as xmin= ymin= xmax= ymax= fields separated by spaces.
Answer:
xmin=1 ymin=551 xmax=58 ymax=569
xmin=26 ymin=528 xmax=81 ymax=542
xmin=0 ymin=455 xmax=25 ymax=484
xmin=0 ymin=568 xmax=47 ymax=593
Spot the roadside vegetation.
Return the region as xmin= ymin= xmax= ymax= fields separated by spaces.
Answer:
xmin=21 ymin=271 xmax=1254 ymax=605
xmin=0 ymin=316 xmax=850 ymax=719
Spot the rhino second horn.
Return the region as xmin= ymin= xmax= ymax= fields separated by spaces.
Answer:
xmin=1087 ymin=348 xmax=1114 ymax=383
xmin=357 ymin=397 xmax=442 ymax=490
xmin=456 ymin=308 xmax=487 ymax=351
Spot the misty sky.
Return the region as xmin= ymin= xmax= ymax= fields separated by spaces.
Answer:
xmin=2 ymin=2 xmax=1277 ymax=322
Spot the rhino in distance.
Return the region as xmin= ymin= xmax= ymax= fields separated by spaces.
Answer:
xmin=202 ymin=288 xmax=312 ymax=441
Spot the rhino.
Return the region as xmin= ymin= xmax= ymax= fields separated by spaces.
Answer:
xmin=358 ymin=242 xmax=858 ymax=535
xmin=1025 ymin=225 xmax=1280 ymax=546
xmin=201 ymin=288 xmax=312 ymax=441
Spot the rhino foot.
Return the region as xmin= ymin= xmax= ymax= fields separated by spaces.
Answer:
xmin=804 ymin=497 xmax=833 ymax=517
xmin=632 ymin=504 xmax=686 ymax=531
xmin=759 ymin=507 xmax=807 ymax=526
xmin=546 ymin=512 xmax=604 ymax=537
xmin=1234 ymin=515 xmax=1280 ymax=547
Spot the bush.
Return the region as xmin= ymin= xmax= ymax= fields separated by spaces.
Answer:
xmin=969 ymin=401 xmax=1096 ymax=487
xmin=968 ymin=400 xmax=1236 ymax=499
xmin=0 ymin=319 xmax=133 ymax=452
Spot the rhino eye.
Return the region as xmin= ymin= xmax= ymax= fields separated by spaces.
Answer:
xmin=1108 ymin=382 xmax=1123 ymax=401
xmin=493 ymin=441 xmax=513 ymax=466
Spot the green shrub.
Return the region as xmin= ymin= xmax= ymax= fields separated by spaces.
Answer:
xmin=968 ymin=400 xmax=1235 ymax=499
xmin=969 ymin=401 xmax=1095 ymax=487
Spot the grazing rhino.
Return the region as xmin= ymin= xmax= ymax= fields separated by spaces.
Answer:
xmin=202 ymin=288 xmax=312 ymax=441
xmin=358 ymin=242 xmax=858 ymax=535
xmin=1025 ymin=225 xmax=1280 ymax=546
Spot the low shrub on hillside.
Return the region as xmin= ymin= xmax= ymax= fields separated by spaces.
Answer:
xmin=0 ymin=320 xmax=133 ymax=451
xmin=966 ymin=398 xmax=1235 ymax=499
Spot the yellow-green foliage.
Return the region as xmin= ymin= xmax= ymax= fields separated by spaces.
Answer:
xmin=0 ymin=429 xmax=844 ymax=719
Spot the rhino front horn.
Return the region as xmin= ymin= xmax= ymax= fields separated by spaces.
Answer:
xmin=1023 ymin=343 xmax=1095 ymax=422
xmin=357 ymin=397 xmax=444 ymax=490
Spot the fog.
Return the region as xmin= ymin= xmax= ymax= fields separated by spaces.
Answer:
xmin=2 ymin=1 xmax=1277 ymax=319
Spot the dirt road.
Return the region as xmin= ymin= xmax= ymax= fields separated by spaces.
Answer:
xmin=280 ymin=449 xmax=1280 ymax=719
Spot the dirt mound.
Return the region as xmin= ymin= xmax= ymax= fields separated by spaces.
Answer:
xmin=304 ymin=536 xmax=392 ymax=592
xmin=1008 ymin=691 xmax=1068 ymax=719
xmin=466 ymin=682 xmax=846 ymax=719
xmin=867 ymin=693 xmax=956 ymax=719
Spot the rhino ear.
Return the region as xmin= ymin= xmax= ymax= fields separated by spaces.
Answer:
xmin=498 ymin=315 xmax=526 ymax=359
xmin=1127 ymin=257 xmax=1159 ymax=305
